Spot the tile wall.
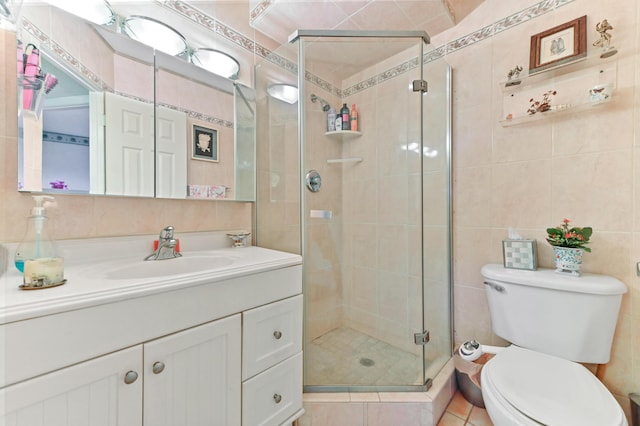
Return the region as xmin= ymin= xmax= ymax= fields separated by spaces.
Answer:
xmin=430 ymin=0 xmax=640 ymax=419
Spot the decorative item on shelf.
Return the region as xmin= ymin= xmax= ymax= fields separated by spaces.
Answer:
xmin=226 ymin=231 xmax=251 ymax=248
xmin=589 ymin=83 xmax=612 ymax=103
xmin=529 ymin=16 xmax=587 ymax=75
xmin=505 ymin=65 xmax=523 ymax=87
xmin=527 ymin=90 xmax=557 ymax=115
xmin=546 ymin=218 xmax=592 ymax=276
xmin=49 ymin=180 xmax=67 ymax=190
xmin=593 ymin=19 xmax=618 ymax=58
xmin=502 ymin=228 xmax=537 ymax=271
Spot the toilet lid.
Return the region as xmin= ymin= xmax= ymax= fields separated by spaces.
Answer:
xmin=485 ymin=346 xmax=625 ymax=426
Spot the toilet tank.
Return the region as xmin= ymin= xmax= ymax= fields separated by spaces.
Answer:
xmin=481 ymin=264 xmax=627 ymax=363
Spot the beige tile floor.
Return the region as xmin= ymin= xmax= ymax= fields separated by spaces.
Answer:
xmin=437 ymin=391 xmax=493 ymax=426
xmin=306 ymin=327 xmax=424 ymax=386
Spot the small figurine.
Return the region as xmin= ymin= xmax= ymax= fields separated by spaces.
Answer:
xmin=593 ymin=19 xmax=618 ymax=58
xmin=505 ymin=65 xmax=523 ymax=87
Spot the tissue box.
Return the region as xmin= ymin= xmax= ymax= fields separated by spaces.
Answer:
xmin=502 ymin=239 xmax=537 ymax=270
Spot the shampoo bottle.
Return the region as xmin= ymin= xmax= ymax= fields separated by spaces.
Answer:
xmin=327 ymin=107 xmax=336 ymax=131
xmin=15 ymin=195 xmax=65 ymax=289
xmin=340 ymin=103 xmax=350 ymax=131
xmin=350 ymin=104 xmax=358 ymax=131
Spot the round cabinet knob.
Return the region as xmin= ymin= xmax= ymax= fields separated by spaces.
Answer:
xmin=124 ymin=370 xmax=138 ymax=385
xmin=152 ymin=361 xmax=165 ymax=374
xmin=273 ymin=330 xmax=283 ymax=340
xmin=273 ymin=393 xmax=282 ymax=404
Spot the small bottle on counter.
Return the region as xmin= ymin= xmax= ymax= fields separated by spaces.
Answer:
xmin=15 ymin=195 xmax=65 ymax=289
xmin=327 ymin=107 xmax=336 ymax=132
xmin=350 ymin=104 xmax=358 ymax=131
xmin=340 ymin=103 xmax=350 ymax=131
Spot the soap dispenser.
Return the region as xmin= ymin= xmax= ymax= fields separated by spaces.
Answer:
xmin=15 ymin=195 xmax=65 ymax=289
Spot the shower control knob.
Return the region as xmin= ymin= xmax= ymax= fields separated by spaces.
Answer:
xmin=273 ymin=330 xmax=283 ymax=339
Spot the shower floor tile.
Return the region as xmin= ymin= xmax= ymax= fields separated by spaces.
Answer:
xmin=305 ymin=327 xmax=423 ymax=386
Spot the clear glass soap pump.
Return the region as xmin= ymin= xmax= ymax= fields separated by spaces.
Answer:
xmin=14 ymin=195 xmax=65 ymax=289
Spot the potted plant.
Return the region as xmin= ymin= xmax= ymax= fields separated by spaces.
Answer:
xmin=546 ymin=218 xmax=592 ymax=275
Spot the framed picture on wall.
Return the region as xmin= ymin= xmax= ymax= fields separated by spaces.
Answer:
xmin=191 ymin=124 xmax=219 ymax=162
xmin=529 ymin=15 xmax=587 ymax=75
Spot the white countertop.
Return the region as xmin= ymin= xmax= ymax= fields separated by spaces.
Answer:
xmin=0 ymin=232 xmax=302 ymax=324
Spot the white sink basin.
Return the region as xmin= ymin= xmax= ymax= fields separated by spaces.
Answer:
xmin=105 ymin=255 xmax=235 ymax=280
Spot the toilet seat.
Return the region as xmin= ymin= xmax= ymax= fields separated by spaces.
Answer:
xmin=481 ymin=346 xmax=627 ymax=426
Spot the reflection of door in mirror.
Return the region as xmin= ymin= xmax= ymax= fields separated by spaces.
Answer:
xmin=104 ymin=92 xmax=154 ymax=197
xmin=156 ymin=105 xmax=188 ymax=199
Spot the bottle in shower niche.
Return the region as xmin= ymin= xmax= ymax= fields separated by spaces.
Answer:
xmin=335 ymin=113 xmax=342 ymax=131
xmin=350 ymin=104 xmax=358 ymax=131
xmin=340 ymin=103 xmax=350 ymax=131
xmin=327 ymin=107 xmax=336 ymax=132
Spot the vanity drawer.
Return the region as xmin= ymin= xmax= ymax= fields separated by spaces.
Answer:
xmin=242 ymin=294 xmax=302 ymax=380
xmin=242 ymin=352 xmax=302 ymax=426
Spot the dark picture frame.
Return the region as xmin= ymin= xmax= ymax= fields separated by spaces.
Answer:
xmin=529 ymin=15 xmax=587 ymax=75
xmin=191 ymin=124 xmax=219 ymax=162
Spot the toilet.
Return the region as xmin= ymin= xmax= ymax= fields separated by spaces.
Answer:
xmin=480 ymin=264 xmax=628 ymax=426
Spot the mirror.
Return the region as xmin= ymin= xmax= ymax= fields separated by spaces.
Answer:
xmin=16 ymin=2 xmax=256 ymax=201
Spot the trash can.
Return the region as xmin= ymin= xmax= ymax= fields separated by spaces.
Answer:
xmin=453 ymin=347 xmax=494 ymax=408
xmin=630 ymin=393 xmax=640 ymax=426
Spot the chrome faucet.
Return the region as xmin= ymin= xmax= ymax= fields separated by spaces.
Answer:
xmin=144 ymin=226 xmax=183 ymax=261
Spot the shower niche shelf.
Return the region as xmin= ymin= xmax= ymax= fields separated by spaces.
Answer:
xmin=498 ymin=61 xmax=617 ymax=127
xmin=325 ymin=130 xmax=362 ymax=139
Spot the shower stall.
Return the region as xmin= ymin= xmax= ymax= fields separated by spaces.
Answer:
xmin=255 ymin=30 xmax=451 ymax=392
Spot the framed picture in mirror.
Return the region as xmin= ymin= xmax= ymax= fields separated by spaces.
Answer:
xmin=192 ymin=124 xmax=219 ymax=162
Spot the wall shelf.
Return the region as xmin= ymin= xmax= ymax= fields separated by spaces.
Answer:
xmin=499 ymin=60 xmax=617 ymax=127
xmin=500 ymin=98 xmax=613 ymax=126
xmin=325 ymin=130 xmax=362 ymax=139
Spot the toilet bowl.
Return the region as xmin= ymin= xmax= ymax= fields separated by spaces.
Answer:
xmin=481 ymin=346 xmax=627 ymax=426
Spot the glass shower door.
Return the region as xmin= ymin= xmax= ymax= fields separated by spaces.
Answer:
xmin=296 ymin=32 xmax=446 ymax=391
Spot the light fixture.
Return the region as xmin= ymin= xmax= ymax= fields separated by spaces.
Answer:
xmin=121 ymin=15 xmax=188 ymax=57
xmin=191 ymin=48 xmax=240 ymax=80
xmin=0 ymin=0 xmax=12 ymax=19
xmin=267 ymin=84 xmax=298 ymax=104
xmin=44 ymin=0 xmax=115 ymax=26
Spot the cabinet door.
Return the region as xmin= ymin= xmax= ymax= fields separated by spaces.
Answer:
xmin=0 ymin=345 xmax=142 ymax=426
xmin=143 ymin=314 xmax=241 ymax=426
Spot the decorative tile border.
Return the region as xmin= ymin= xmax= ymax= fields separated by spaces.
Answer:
xmin=20 ymin=16 xmax=229 ymax=127
xmin=25 ymin=0 xmax=575 ymax=110
xmin=250 ymin=0 xmax=274 ymax=23
xmin=344 ymin=0 xmax=575 ymax=97
xmin=243 ymin=0 xmax=574 ymax=98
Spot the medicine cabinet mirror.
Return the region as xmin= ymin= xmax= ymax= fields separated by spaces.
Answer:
xmin=16 ymin=2 xmax=256 ymax=201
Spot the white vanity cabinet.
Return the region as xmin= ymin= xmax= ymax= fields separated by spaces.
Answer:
xmin=143 ymin=315 xmax=242 ymax=426
xmin=242 ymin=295 xmax=304 ymax=425
xmin=0 ymin=315 xmax=242 ymax=426
xmin=0 ymin=247 xmax=303 ymax=426
xmin=0 ymin=345 xmax=143 ymax=425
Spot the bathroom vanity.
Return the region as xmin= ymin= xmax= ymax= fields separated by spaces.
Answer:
xmin=0 ymin=233 xmax=303 ymax=425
